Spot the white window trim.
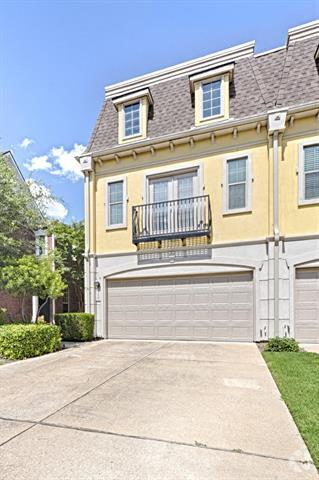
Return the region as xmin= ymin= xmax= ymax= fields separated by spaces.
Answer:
xmin=123 ymin=100 xmax=142 ymax=140
xmin=143 ymin=162 xmax=204 ymax=203
xmin=200 ymin=75 xmax=224 ymax=122
xmin=223 ymin=153 xmax=252 ymax=215
xmin=298 ymin=140 xmax=319 ymax=206
xmin=105 ymin=175 xmax=127 ymax=230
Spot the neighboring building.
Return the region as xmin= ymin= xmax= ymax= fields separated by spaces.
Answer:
xmin=0 ymin=151 xmax=33 ymax=321
xmin=79 ymin=21 xmax=319 ymax=343
xmin=0 ymin=152 xmax=73 ymax=322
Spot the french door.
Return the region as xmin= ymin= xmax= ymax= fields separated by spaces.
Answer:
xmin=148 ymin=171 xmax=198 ymax=235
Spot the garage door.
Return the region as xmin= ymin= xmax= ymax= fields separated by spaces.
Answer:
xmin=295 ymin=269 xmax=319 ymax=343
xmin=107 ymin=272 xmax=254 ymax=341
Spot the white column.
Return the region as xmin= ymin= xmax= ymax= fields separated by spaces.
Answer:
xmin=32 ymin=296 xmax=38 ymax=323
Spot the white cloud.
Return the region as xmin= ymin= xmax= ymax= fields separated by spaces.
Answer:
xmin=50 ymin=143 xmax=85 ymax=181
xmin=20 ymin=137 xmax=34 ymax=149
xmin=24 ymin=155 xmax=52 ymax=172
xmin=27 ymin=179 xmax=68 ymax=220
xmin=23 ymin=143 xmax=86 ymax=182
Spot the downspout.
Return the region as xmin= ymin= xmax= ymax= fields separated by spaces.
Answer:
xmin=273 ymin=132 xmax=280 ymax=337
xmin=84 ymin=171 xmax=91 ymax=313
xmin=268 ymin=109 xmax=287 ymax=338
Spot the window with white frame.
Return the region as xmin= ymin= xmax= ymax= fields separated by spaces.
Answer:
xmin=302 ymin=144 xmax=319 ymax=202
xmin=124 ymin=102 xmax=140 ymax=137
xmin=202 ymin=79 xmax=222 ymax=119
xmin=107 ymin=179 xmax=126 ymax=227
xmin=225 ymin=156 xmax=250 ymax=212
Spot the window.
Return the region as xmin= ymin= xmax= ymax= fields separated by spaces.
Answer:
xmin=62 ymin=289 xmax=69 ymax=313
xmin=124 ymin=102 xmax=140 ymax=137
xmin=224 ymin=155 xmax=251 ymax=213
xmin=299 ymin=143 xmax=319 ymax=205
xmin=202 ymin=79 xmax=221 ymax=118
xmin=304 ymin=145 xmax=319 ymax=200
xmin=106 ymin=178 xmax=127 ymax=228
xmin=191 ymin=70 xmax=230 ymax=126
xmin=113 ymin=89 xmax=152 ymax=144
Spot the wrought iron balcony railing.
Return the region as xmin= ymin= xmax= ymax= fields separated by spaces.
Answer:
xmin=132 ymin=195 xmax=212 ymax=244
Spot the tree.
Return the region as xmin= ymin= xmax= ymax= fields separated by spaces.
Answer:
xmin=0 ymin=255 xmax=66 ymax=320
xmin=48 ymin=221 xmax=84 ymax=311
xmin=0 ymin=155 xmax=43 ymax=262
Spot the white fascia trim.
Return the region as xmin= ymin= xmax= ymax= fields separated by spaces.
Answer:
xmin=298 ymin=138 xmax=319 ymax=206
xmin=254 ymin=46 xmax=286 ymax=58
xmin=105 ymin=41 xmax=255 ymax=98
xmin=105 ymin=175 xmax=128 ymax=230
xmin=287 ymin=20 xmax=319 ymax=46
xmin=112 ymin=88 xmax=153 ymax=107
xmin=223 ymin=152 xmax=252 ymax=214
xmin=189 ymin=63 xmax=234 ymax=91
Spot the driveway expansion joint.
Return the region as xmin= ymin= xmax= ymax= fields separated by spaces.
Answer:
xmin=0 ymin=342 xmax=174 ymax=449
xmin=0 ymin=414 xmax=313 ymax=467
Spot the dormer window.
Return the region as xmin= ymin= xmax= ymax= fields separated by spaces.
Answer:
xmin=124 ymin=102 xmax=141 ymax=137
xmin=112 ymin=88 xmax=153 ymax=145
xmin=190 ymin=63 xmax=233 ymax=127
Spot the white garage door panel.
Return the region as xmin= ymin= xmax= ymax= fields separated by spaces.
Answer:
xmin=295 ymin=269 xmax=319 ymax=343
xmin=107 ymin=273 xmax=254 ymax=341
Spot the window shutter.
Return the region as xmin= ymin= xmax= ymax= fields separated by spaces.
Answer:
xmin=304 ymin=145 xmax=319 ymax=200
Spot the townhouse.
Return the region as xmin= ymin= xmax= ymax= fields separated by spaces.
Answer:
xmin=79 ymin=20 xmax=319 ymax=343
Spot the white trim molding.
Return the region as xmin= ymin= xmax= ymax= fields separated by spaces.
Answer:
xmin=105 ymin=42 xmax=255 ymax=98
xmin=223 ymin=152 xmax=252 ymax=215
xmin=298 ymin=139 xmax=319 ymax=206
xmin=189 ymin=63 xmax=234 ymax=91
xmin=287 ymin=20 xmax=319 ymax=46
xmin=105 ymin=175 xmax=128 ymax=230
xmin=142 ymin=161 xmax=204 ymax=202
xmin=112 ymin=88 xmax=153 ymax=107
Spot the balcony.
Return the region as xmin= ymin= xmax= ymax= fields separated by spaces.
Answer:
xmin=132 ymin=195 xmax=212 ymax=244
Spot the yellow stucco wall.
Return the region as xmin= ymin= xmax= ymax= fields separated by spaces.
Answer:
xmin=91 ymin=116 xmax=319 ymax=255
xmin=93 ymin=128 xmax=269 ymax=254
xmin=280 ymin=118 xmax=319 ymax=236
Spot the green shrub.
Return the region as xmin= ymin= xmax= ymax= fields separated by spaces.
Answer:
xmin=55 ymin=313 xmax=94 ymax=341
xmin=0 ymin=324 xmax=62 ymax=360
xmin=265 ymin=337 xmax=300 ymax=352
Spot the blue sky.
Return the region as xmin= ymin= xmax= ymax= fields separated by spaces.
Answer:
xmin=1 ymin=0 xmax=318 ymax=222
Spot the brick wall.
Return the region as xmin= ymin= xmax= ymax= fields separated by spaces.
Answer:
xmin=0 ymin=290 xmax=32 ymax=321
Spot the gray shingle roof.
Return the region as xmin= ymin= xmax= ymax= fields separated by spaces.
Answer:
xmin=87 ymin=35 xmax=319 ymax=153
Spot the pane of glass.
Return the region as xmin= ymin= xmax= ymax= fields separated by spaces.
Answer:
xmin=153 ymin=180 xmax=169 ymax=203
xmin=229 ymin=183 xmax=246 ymax=210
xmin=304 ymin=145 xmax=319 ymax=172
xmin=228 ymin=158 xmax=247 ymax=184
xmin=109 ymin=203 xmax=123 ymax=225
xmin=177 ymin=175 xmax=193 ymax=199
xmin=305 ymin=171 xmax=319 ymax=200
xmin=108 ymin=181 xmax=123 ymax=203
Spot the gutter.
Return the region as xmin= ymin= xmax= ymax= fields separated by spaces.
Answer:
xmin=77 ymin=99 xmax=319 ymax=163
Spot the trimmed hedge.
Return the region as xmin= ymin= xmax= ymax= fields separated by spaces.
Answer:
xmin=265 ymin=337 xmax=300 ymax=352
xmin=55 ymin=313 xmax=94 ymax=341
xmin=0 ymin=324 xmax=62 ymax=360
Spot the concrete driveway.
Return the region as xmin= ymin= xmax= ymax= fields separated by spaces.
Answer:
xmin=0 ymin=340 xmax=317 ymax=480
